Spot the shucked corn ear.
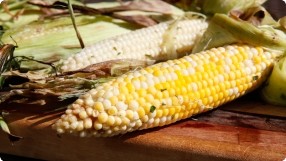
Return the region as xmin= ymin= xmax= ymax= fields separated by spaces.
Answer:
xmin=53 ymin=44 xmax=282 ymax=137
xmin=60 ymin=18 xmax=208 ymax=72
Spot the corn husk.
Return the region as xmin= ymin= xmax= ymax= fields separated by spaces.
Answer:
xmin=192 ymin=13 xmax=286 ymax=53
xmin=261 ymin=57 xmax=286 ymax=106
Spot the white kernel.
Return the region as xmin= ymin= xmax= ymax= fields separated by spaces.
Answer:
xmin=260 ymin=62 xmax=267 ymax=70
xmin=148 ymin=118 xmax=154 ymax=125
xmin=160 ymin=116 xmax=167 ymax=123
xmin=224 ymin=65 xmax=231 ymax=73
xmin=225 ymin=57 xmax=232 ymax=64
xmin=146 ymin=79 xmax=155 ymax=87
xmin=113 ymin=88 xmax=120 ymax=96
xmin=133 ymin=112 xmax=139 ymax=120
xmin=129 ymin=100 xmax=139 ymax=110
xmin=94 ymin=123 xmax=103 ymax=130
xmin=187 ymin=67 xmax=195 ymax=75
xmin=218 ymin=75 xmax=224 ymax=82
xmin=117 ymin=101 xmax=128 ymax=111
xmin=74 ymin=99 xmax=83 ymax=106
xmin=120 ymin=125 xmax=127 ymax=131
xmin=57 ymin=128 xmax=64 ymax=134
xmin=132 ymin=80 xmax=141 ymax=89
xmin=118 ymin=110 xmax=126 ymax=117
xmin=129 ymin=121 xmax=136 ymax=128
xmin=141 ymin=82 xmax=148 ymax=89
xmin=228 ymin=89 xmax=234 ymax=96
xmin=142 ymin=115 xmax=149 ymax=123
xmin=84 ymin=118 xmax=93 ymax=129
xmin=70 ymin=122 xmax=78 ymax=130
xmin=103 ymin=91 xmax=113 ymax=98
xmin=244 ymin=60 xmax=254 ymax=67
xmin=244 ymin=68 xmax=251 ymax=75
xmin=135 ymin=120 xmax=142 ymax=127
xmin=191 ymin=83 xmax=198 ymax=91
xmin=79 ymin=111 xmax=88 ymax=119
xmin=103 ymin=99 xmax=112 ymax=109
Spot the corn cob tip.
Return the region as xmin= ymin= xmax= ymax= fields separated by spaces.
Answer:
xmin=53 ymin=44 xmax=280 ymax=137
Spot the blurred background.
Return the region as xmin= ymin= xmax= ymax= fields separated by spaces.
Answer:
xmin=263 ymin=0 xmax=286 ymax=19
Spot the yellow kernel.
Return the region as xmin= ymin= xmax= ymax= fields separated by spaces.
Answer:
xmin=139 ymin=75 xmax=146 ymax=81
xmin=98 ymin=113 xmax=108 ymax=123
xmin=145 ymin=67 xmax=153 ymax=73
xmin=138 ymin=97 xmax=146 ymax=106
xmin=162 ymin=91 xmax=169 ymax=98
xmin=162 ymin=82 xmax=171 ymax=89
xmin=169 ymin=107 xmax=176 ymax=116
xmin=138 ymin=89 xmax=147 ymax=97
xmin=125 ymin=95 xmax=133 ymax=102
xmin=200 ymin=89 xmax=206 ymax=98
xmin=118 ymin=94 xmax=126 ymax=101
xmin=172 ymin=97 xmax=179 ymax=105
xmin=169 ymin=88 xmax=176 ymax=96
xmin=218 ymin=92 xmax=224 ymax=100
xmin=143 ymin=103 xmax=152 ymax=113
xmin=146 ymin=94 xmax=154 ymax=103
xmin=147 ymin=87 xmax=157 ymax=95
xmin=154 ymin=70 xmax=162 ymax=76
xmin=202 ymin=98 xmax=208 ymax=105
xmin=181 ymin=87 xmax=187 ymax=95
xmin=126 ymin=110 xmax=134 ymax=120
xmin=93 ymin=102 xmax=104 ymax=111
xmin=163 ymin=109 xmax=169 ymax=116
xmin=120 ymin=86 xmax=129 ymax=94
xmin=108 ymin=106 xmax=118 ymax=115
xmin=172 ymin=113 xmax=179 ymax=121
xmin=114 ymin=117 xmax=122 ymax=126
xmin=110 ymin=96 xmax=118 ymax=105
xmin=153 ymin=99 xmax=161 ymax=108
xmin=122 ymin=117 xmax=130 ymax=125
xmin=156 ymin=109 xmax=163 ymax=118
xmin=155 ymin=84 xmax=163 ymax=90
xmin=155 ymin=92 xmax=163 ymax=99
xmin=126 ymin=82 xmax=135 ymax=92
xmin=175 ymin=106 xmax=182 ymax=113
xmin=138 ymin=107 xmax=146 ymax=118
xmin=107 ymin=116 xmax=115 ymax=126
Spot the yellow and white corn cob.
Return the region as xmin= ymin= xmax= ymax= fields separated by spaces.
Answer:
xmin=53 ymin=44 xmax=281 ymax=137
xmin=60 ymin=19 xmax=208 ymax=72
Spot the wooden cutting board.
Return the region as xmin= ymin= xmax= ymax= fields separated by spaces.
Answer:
xmin=0 ymin=93 xmax=285 ymax=161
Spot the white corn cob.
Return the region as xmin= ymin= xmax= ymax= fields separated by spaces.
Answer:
xmin=60 ymin=19 xmax=208 ymax=72
xmin=53 ymin=44 xmax=282 ymax=137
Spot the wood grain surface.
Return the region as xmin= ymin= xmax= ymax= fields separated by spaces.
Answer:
xmin=0 ymin=93 xmax=285 ymax=161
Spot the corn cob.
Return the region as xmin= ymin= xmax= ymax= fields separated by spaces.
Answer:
xmin=53 ymin=44 xmax=281 ymax=137
xmin=60 ymin=19 xmax=208 ymax=72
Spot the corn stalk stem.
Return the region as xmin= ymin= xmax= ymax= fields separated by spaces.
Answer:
xmin=67 ymin=0 xmax=85 ymax=49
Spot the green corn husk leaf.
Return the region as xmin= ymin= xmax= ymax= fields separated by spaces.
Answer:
xmin=192 ymin=13 xmax=286 ymax=54
xmin=1 ymin=15 xmax=138 ymax=70
xmin=0 ymin=112 xmax=22 ymax=142
xmin=261 ymin=57 xmax=286 ymax=106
